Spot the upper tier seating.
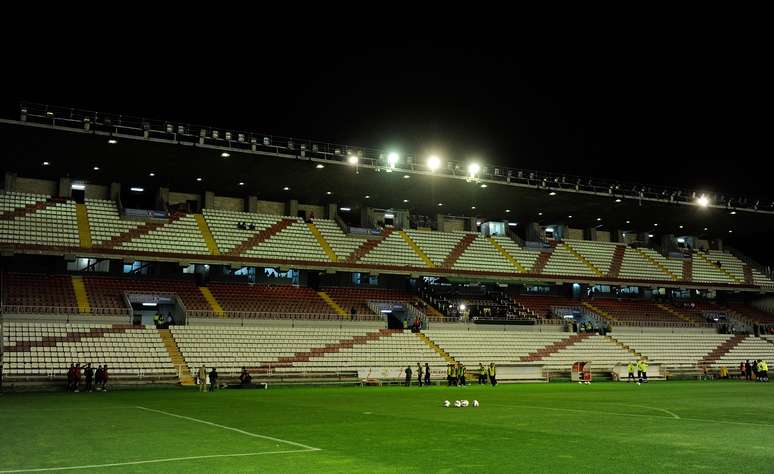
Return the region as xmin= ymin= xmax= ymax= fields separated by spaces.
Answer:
xmin=638 ymin=248 xmax=684 ymax=280
xmin=203 ymin=209 xmax=286 ymax=254
xmin=87 ymin=199 xmax=209 ymax=255
xmin=311 ymin=219 xmax=365 ymax=260
xmin=452 ymin=235 xmax=514 ymax=273
xmin=618 ymin=247 xmax=675 ymax=281
xmin=611 ymin=333 xmax=732 ymax=367
xmin=2 ymin=273 xmax=78 ymax=312
xmin=492 ymin=236 xmax=541 ymax=271
xmin=424 ymin=330 xmax=567 ymax=365
xmin=1 ymin=322 xmax=175 ymax=377
xmin=0 ymin=192 xmax=79 ymax=248
xmin=542 ymin=242 xmax=599 ymax=277
xmin=705 ymin=250 xmax=774 ymax=286
xmin=359 ymin=231 xmax=426 ymax=267
xmin=242 ymin=220 xmax=328 ymax=262
xmin=563 ymin=239 xmax=619 ymax=275
xmin=691 ymin=251 xmax=737 ymax=285
xmin=404 ymin=230 xmax=466 ymax=266
xmin=206 ymin=283 xmax=334 ymax=317
xmin=82 ymin=276 xmax=210 ymax=313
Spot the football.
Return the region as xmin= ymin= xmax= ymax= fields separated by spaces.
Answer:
xmin=443 ymin=400 xmax=451 ymax=407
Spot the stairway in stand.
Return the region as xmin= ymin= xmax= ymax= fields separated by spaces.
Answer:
xmin=158 ymin=329 xmax=195 ymax=385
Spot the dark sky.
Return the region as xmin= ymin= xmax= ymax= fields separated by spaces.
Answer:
xmin=3 ymin=14 xmax=770 ymax=200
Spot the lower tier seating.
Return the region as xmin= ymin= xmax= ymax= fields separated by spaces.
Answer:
xmin=1 ymin=322 xmax=174 ymax=377
xmin=424 ymin=330 xmax=567 ymax=365
xmin=82 ymin=276 xmax=210 ymax=312
xmin=611 ymin=333 xmax=731 ymax=367
xmin=206 ymin=283 xmax=333 ymax=317
xmin=2 ymin=273 xmax=78 ymax=311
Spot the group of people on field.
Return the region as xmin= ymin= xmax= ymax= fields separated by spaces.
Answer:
xmin=739 ymin=359 xmax=769 ymax=382
xmin=66 ymin=363 xmax=108 ymax=392
xmin=405 ymin=363 xmax=431 ymax=386
xmin=197 ymin=365 xmax=219 ymax=392
xmin=626 ymin=359 xmax=649 ymax=383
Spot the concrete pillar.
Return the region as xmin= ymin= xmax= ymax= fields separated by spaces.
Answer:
xmin=157 ymin=187 xmax=170 ymax=211
xmin=584 ymin=227 xmax=598 ymax=241
xmin=326 ymin=203 xmax=337 ymax=219
xmin=247 ymin=196 xmax=257 ymax=213
xmin=4 ymin=172 xmax=17 ymax=192
xmin=711 ymin=238 xmax=723 ymax=252
xmin=109 ymin=182 xmax=121 ymax=203
xmin=58 ymin=177 xmax=71 ymax=198
xmin=287 ymin=199 xmax=299 ymax=218
xmin=204 ymin=191 xmax=215 ymax=210
xmin=526 ymin=222 xmax=543 ymax=242
xmin=614 ymin=230 xmax=626 ymax=243
xmin=436 ymin=214 xmax=446 ymax=232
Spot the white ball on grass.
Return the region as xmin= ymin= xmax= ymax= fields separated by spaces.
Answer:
xmin=473 ymin=400 xmax=480 ymax=407
xmin=443 ymin=400 xmax=451 ymax=407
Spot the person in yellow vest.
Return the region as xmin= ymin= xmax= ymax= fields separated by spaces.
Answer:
xmin=488 ymin=363 xmax=497 ymax=386
xmin=458 ymin=363 xmax=466 ymax=386
xmin=758 ymin=360 xmax=768 ymax=382
xmin=627 ymin=361 xmax=636 ymax=383
xmin=447 ymin=364 xmax=454 ymax=386
xmin=478 ymin=363 xmax=487 ymax=385
xmin=637 ymin=359 xmax=648 ymax=384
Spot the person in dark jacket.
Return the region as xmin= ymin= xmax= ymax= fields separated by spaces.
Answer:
xmin=424 ymin=363 xmax=431 ymax=386
xmin=209 ymin=368 xmax=218 ymax=392
xmin=84 ymin=363 xmax=94 ymax=392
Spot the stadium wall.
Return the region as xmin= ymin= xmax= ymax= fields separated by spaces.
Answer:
xmin=256 ymin=200 xmax=285 ymax=215
xmin=14 ymin=177 xmax=57 ymax=195
xmin=213 ymin=195 xmax=244 ymax=212
xmin=169 ymin=192 xmax=200 ymax=207
xmin=186 ymin=317 xmax=384 ymax=330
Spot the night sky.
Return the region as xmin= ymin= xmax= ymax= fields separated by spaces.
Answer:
xmin=3 ymin=16 xmax=770 ymax=201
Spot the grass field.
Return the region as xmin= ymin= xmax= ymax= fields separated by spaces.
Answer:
xmin=1 ymin=381 xmax=773 ymax=473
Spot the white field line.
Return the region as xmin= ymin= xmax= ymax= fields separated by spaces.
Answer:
xmin=620 ymin=404 xmax=680 ymax=419
xmin=135 ymin=406 xmax=321 ymax=451
xmin=0 ymin=450 xmax=317 ymax=473
xmin=488 ymin=403 xmax=774 ymax=428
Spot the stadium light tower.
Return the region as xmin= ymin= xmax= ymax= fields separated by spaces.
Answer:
xmin=468 ymin=162 xmax=480 ymax=178
xmin=696 ymin=194 xmax=710 ymax=208
xmin=347 ymin=154 xmax=359 ymax=165
xmin=427 ymin=155 xmax=441 ymax=171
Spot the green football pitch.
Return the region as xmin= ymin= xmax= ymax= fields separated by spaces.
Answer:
xmin=1 ymin=381 xmax=773 ymax=473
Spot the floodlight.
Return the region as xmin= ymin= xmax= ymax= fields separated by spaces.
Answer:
xmin=468 ymin=162 xmax=481 ymax=177
xmin=427 ymin=155 xmax=441 ymax=171
xmin=348 ymin=155 xmax=359 ymax=165
xmin=387 ymin=152 xmax=399 ymax=169
xmin=697 ymin=195 xmax=710 ymax=207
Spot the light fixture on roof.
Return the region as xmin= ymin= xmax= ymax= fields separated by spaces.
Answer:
xmin=480 ymin=184 xmax=488 ymax=188
xmin=340 ymin=207 xmax=351 ymax=212
xmin=438 ymin=203 xmax=443 ymax=207
xmin=42 ymin=161 xmax=50 ymax=166
xmin=348 ymin=154 xmax=359 ymax=165
xmin=596 ymin=217 xmax=602 ymax=221
xmin=93 ymin=166 xmax=100 ymax=171
xmin=696 ymin=194 xmax=710 ymax=207
xmin=71 ymin=184 xmax=86 ymax=190
xmin=403 ymin=175 xmax=410 ymax=179
xmin=508 ymin=222 xmax=518 ymax=227
xmin=149 ymin=172 xmax=155 ymax=177
xmin=364 ymin=195 xmax=370 ymax=199
xmin=615 ymin=198 xmax=622 ymax=203
xmin=130 ymin=187 xmax=144 ymax=192
xmin=679 ymin=225 xmax=684 ymax=229
xmin=505 ymin=209 xmax=511 ymax=213
xmin=648 ymin=234 xmax=654 ymax=238
xmin=427 ymin=155 xmax=441 ymax=171
xmin=316 ymin=163 xmax=325 ymax=169
xmin=221 ymin=152 xmax=230 ymax=158
xmin=326 ymin=191 xmax=332 ymax=195
xmin=468 ymin=162 xmax=481 ymax=177
xmin=730 ymin=210 xmax=737 ymax=215
xmin=459 ymin=304 xmax=467 ymax=311
xmin=654 ymin=223 xmax=659 ymax=226
xmin=538 ymin=212 xmax=543 ymax=216
xmin=283 ymin=186 xmax=290 ymax=191
xmin=384 ymin=213 xmax=395 ymax=219
xmin=403 ymin=199 xmax=409 ymax=203
xmin=549 ymin=191 xmax=557 ymax=196
xmin=704 ymin=227 xmax=708 ymax=231
xmin=729 ymin=230 xmax=733 ymax=233
xmin=471 ymin=206 xmax=476 ymax=210
xmin=238 ymin=182 xmax=245 ymax=186
xmin=107 ymin=138 xmax=117 ymax=145
xmin=196 ymin=177 xmax=202 ymax=182
xmin=142 ymin=302 xmax=157 ymax=307
xmin=568 ymin=215 xmax=573 ymax=218
xmin=626 ymin=220 xmax=631 ymax=224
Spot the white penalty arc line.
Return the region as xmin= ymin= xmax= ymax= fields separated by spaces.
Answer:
xmin=135 ymin=406 xmax=321 ymax=451
xmin=0 ymin=449 xmax=316 ymax=473
xmin=620 ymin=404 xmax=680 ymax=419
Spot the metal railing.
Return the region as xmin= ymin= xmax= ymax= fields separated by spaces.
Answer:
xmin=14 ymin=101 xmax=774 ymax=215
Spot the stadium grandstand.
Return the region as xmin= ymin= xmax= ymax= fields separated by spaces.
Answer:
xmin=1 ymin=103 xmax=773 ymax=391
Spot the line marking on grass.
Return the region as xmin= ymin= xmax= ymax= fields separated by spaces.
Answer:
xmin=621 ymin=404 xmax=680 ymax=419
xmin=490 ymin=403 xmax=774 ymax=428
xmin=0 ymin=449 xmax=317 ymax=473
xmin=135 ymin=406 xmax=321 ymax=451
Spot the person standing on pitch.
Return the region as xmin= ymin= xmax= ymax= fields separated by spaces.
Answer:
xmin=627 ymin=361 xmax=636 ymax=383
xmin=638 ymin=359 xmax=648 ymax=383
xmin=198 ymin=365 xmax=207 ymax=392
xmin=489 ymin=363 xmax=497 ymax=386
xmin=424 ymin=363 xmax=431 ymax=386
xmin=84 ymin=363 xmax=94 ymax=392
xmin=458 ymin=363 xmax=466 ymax=386
xmin=209 ymin=367 xmax=218 ymax=392
xmin=417 ymin=363 xmax=423 ymax=387
xmin=447 ymin=364 xmax=454 ymax=386
xmin=405 ymin=365 xmax=412 ymax=387
xmin=478 ymin=363 xmax=487 ymax=384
